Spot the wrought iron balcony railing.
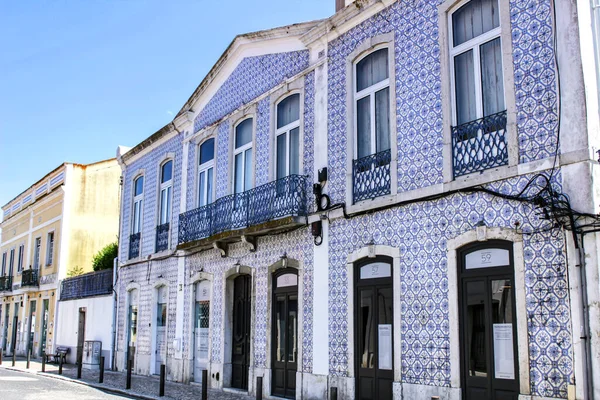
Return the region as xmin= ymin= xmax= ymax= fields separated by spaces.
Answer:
xmin=155 ymin=222 xmax=170 ymax=252
xmin=352 ymin=149 xmax=392 ymax=204
xmin=0 ymin=276 xmax=12 ymax=292
xmin=129 ymin=232 xmax=141 ymax=259
xmin=179 ymin=174 xmax=308 ymax=245
xmin=21 ymin=269 xmax=39 ymax=287
xmin=60 ymin=269 xmax=113 ymax=301
xmin=451 ymin=110 xmax=508 ymax=178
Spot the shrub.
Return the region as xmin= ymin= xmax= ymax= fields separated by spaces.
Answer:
xmin=92 ymin=242 xmax=118 ymax=271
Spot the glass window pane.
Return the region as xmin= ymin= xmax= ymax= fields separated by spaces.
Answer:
xmin=357 ymin=96 xmax=371 ymax=158
xmin=359 ymin=289 xmax=375 ymax=369
xmin=275 ymin=296 xmax=285 ymax=362
xmin=134 ymin=177 xmax=144 ymax=196
xmin=207 ymin=168 xmax=213 ymax=204
xmin=290 ymin=127 xmax=300 ymax=175
xmin=166 ymin=186 xmax=171 ymax=221
xmin=356 ymin=48 xmax=389 ymax=92
xmin=375 ymin=87 xmax=390 ymax=152
xmin=277 ymin=94 xmax=300 ymax=129
xmin=161 ymin=161 xmax=173 ymax=183
xmin=234 ymin=153 xmax=244 ymax=194
xmin=199 ymin=138 xmax=215 ymax=164
xmin=235 ymin=119 xmax=253 ymax=148
xmin=277 ymin=133 xmax=287 ymax=180
xmin=244 ymin=148 xmax=253 ymax=190
xmin=453 ymin=0 xmax=500 ymax=46
xmin=160 ymin=189 xmax=167 ymax=223
xmin=199 ymin=171 xmax=206 ymax=206
xmin=287 ymin=295 xmax=297 ymax=363
xmin=491 ymin=279 xmax=515 ymax=380
xmin=480 ymin=37 xmax=505 ymax=116
xmin=466 ymin=280 xmax=487 ymax=377
xmin=465 ymin=248 xmax=510 ymax=269
xmin=454 ymin=50 xmax=477 ymax=125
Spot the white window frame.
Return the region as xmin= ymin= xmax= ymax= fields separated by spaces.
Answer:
xmin=45 ymin=231 xmax=54 ymax=266
xmin=1 ymin=252 xmax=6 ymax=276
xmin=448 ymin=0 xmax=504 ymax=126
xmin=232 ymin=117 xmax=255 ymax=194
xmin=197 ymin=138 xmax=215 ymax=207
xmin=353 ymin=47 xmax=391 ymax=159
xmin=33 ymin=238 xmax=41 ymax=270
xmin=132 ymin=175 xmax=144 ymax=235
xmin=158 ymin=160 xmax=173 ymax=225
xmin=275 ymin=93 xmax=302 ymax=180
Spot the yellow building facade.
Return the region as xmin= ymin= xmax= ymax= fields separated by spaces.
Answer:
xmin=0 ymin=159 xmax=120 ymax=357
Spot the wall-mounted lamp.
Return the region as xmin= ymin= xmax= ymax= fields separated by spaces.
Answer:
xmin=281 ymin=253 xmax=288 ymax=268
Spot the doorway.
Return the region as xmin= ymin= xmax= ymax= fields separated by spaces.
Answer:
xmin=154 ymin=286 xmax=167 ymax=374
xmin=271 ymin=269 xmax=298 ymax=399
xmin=11 ymin=303 xmax=19 ymax=356
xmin=27 ymin=300 xmax=36 ymax=357
xmin=77 ymin=308 xmax=86 ymax=367
xmin=126 ymin=289 xmax=138 ymax=367
xmin=194 ymin=280 xmax=211 ymax=383
xmin=354 ymin=257 xmax=393 ymax=400
xmin=231 ymin=274 xmax=251 ymax=390
xmin=458 ymin=241 xmax=519 ymax=400
xmin=40 ymin=299 xmax=49 ymax=356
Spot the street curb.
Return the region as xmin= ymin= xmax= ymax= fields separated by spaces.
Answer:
xmin=0 ymin=364 xmax=158 ymax=400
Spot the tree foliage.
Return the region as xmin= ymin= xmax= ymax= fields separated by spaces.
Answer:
xmin=92 ymin=242 xmax=118 ymax=271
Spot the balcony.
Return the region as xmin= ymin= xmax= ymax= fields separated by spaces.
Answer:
xmin=60 ymin=269 xmax=113 ymax=301
xmin=352 ymin=149 xmax=391 ymax=204
xmin=0 ymin=276 xmax=12 ymax=292
xmin=179 ymin=174 xmax=308 ymax=249
xmin=21 ymin=269 xmax=39 ymax=287
xmin=155 ymin=222 xmax=170 ymax=252
xmin=451 ymin=110 xmax=508 ymax=178
xmin=129 ymin=232 xmax=141 ymax=259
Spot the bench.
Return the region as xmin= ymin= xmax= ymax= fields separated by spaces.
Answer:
xmin=45 ymin=346 xmax=70 ymax=364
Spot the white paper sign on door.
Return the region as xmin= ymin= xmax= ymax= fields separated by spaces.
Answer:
xmin=378 ymin=324 xmax=392 ymax=370
xmin=493 ymin=323 xmax=515 ymax=380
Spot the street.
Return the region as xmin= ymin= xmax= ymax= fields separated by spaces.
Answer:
xmin=0 ymin=368 xmax=132 ymax=400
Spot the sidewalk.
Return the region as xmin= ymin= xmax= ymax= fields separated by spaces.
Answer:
xmin=0 ymin=357 xmax=253 ymax=400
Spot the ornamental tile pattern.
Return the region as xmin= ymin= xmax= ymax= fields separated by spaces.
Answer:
xmin=255 ymin=97 xmax=271 ymax=187
xmin=303 ymin=72 xmax=316 ymax=213
xmin=193 ymin=51 xmax=310 ymax=133
xmin=216 ymin=121 xmax=231 ymax=199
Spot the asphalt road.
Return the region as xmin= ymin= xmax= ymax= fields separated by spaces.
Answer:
xmin=0 ymin=368 xmax=134 ymax=400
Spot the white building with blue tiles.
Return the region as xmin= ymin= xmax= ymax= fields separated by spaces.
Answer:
xmin=114 ymin=0 xmax=600 ymax=399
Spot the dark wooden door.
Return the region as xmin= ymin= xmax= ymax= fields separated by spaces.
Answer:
xmin=40 ymin=300 xmax=49 ymax=356
xmin=11 ymin=303 xmax=19 ymax=355
xmin=27 ymin=300 xmax=36 ymax=356
xmin=459 ymin=241 xmax=519 ymax=400
xmin=231 ymin=275 xmax=251 ymax=390
xmin=77 ymin=309 xmax=86 ymax=367
xmin=271 ymin=270 xmax=298 ymax=399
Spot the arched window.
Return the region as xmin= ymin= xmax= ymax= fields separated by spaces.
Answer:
xmin=276 ymin=94 xmax=300 ymax=180
xmin=159 ymin=161 xmax=173 ymax=225
xmin=198 ymin=139 xmax=215 ymax=207
xmin=132 ymin=176 xmax=144 ymax=234
xmin=233 ymin=118 xmax=253 ymax=194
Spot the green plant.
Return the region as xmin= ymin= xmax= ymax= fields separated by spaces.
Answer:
xmin=67 ymin=265 xmax=84 ymax=277
xmin=92 ymin=242 xmax=118 ymax=271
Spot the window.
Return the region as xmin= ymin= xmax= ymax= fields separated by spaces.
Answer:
xmin=276 ymin=94 xmax=300 ymax=180
xmin=17 ymin=245 xmax=24 ymax=272
xmin=198 ymin=139 xmax=215 ymax=207
xmin=132 ymin=176 xmax=144 ymax=234
xmin=233 ymin=118 xmax=253 ymax=194
xmin=354 ymin=48 xmax=391 ymax=159
xmin=33 ymin=238 xmax=41 ymax=269
xmin=450 ymin=0 xmax=504 ymax=126
xmin=46 ymin=232 xmax=54 ymax=266
xmin=8 ymin=249 xmax=15 ymax=276
xmin=1 ymin=252 xmax=6 ymax=276
xmin=159 ymin=161 xmax=173 ymax=225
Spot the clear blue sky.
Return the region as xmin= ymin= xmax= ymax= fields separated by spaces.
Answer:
xmin=0 ymin=0 xmax=333 ymax=211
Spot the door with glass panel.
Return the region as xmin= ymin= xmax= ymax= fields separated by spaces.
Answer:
xmin=458 ymin=241 xmax=519 ymax=400
xmin=155 ymin=286 xmax=167 ymax=374
xmin=276 ymin=94 xmax=300 ymax=198
xmin=271 ymin=269 xmax=298 ymax=399
xmin=198 ymin=139 xmax=215 ymax=207
xmin=127 ymin=290 xmax=139 ymax=366
xmin=40 ymin=299 xmax=49 ymax=356
xmin=194 ymin=280 xmax=211 ymax=383
xmin=27 ymin=300 xmax=36 ymax=357
xmin=354 ymin=258 xmax=393 ymax=400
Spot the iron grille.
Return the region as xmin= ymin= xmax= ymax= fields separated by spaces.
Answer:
xmin=129 ymin=232 xmax=141 ymax=259
xmin=60 ymin=269 xmax=113 ymax=301
xmin=451 ymin=110 xmax=508 ymax=178
xmin=0 ymin=276 xmax=12 ymax=292
xmin=21 ymin=269 xmax=39 ymax=287
xmin=179 ymin=174 xmax=308 ymax=245
xmin=155 ymin=223 xmax=170 ymax=252
xmin=352 ymin=149 xmax=392 ymax=204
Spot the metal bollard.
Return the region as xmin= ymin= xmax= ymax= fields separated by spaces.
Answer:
xmin=99 ymin=356 xmax=105 ymax=383
xmin=12 ymin=351 xmax=15 ymax=367
xmin=26 ymin=349 xmax=30 ymax=369
xmin=42 ymin=353 xmax=45 ymax=373
xmin=126 ymin=359 xmax=132 ymax=389
xmin=77 ymin=357 xmax=82 ymax=379
xmin=201 ymin=370 xmax=208 ymax=400
xmin=330 ymin=387 xmax=338 ymax=400
xmin=256 ymin=376 xmax=263 ymax=400
xmin=59 ymin=357 xmax=63 ymax=375
xmin=159 ymin=364 xmax=165 ymax=397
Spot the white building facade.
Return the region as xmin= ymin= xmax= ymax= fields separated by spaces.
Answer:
xmin=115 ymin=1 xmax=600 ymax=399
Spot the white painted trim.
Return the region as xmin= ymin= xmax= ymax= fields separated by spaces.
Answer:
xmin=446 ymin=227 xmax=530 ymax=395
xmin=124 ymin=284 xmax=141 ymax=369
xmin=229 ymin=109 xmax=257 ymax=195
xmin=150 ymin=280 xmax=170 ymax=375
xmin=196 ymin=136 xmax=217 ymax=208
xmin=188 ymin=272 xmax=215 ymax=383
xmin=272 ymin=88 xmax=304 ymax=182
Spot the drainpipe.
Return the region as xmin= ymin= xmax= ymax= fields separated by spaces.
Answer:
xmin=111 ymin=256 xmax=118 ymax=371
xmin=577 ymin=233 xmax=594 ymax=399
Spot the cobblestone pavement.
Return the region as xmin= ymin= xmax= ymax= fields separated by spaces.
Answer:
xmin=0 ymin=357 xmax=253 ymax=400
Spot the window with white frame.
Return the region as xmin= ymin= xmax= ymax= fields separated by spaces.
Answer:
xmin=276 ymin=94 xmax=300 ymax=180
xmin=33 ymin=239 xmax=41 ymax=269
xmin=17 ymin=245 xmax=24 ymax=272
xmin=132 ymin=176 xmax=144 ymax=234
xmin=159 ymin=161 xmax=173 ymax=225
xmin=450 ymin=0 xmax=504 ymax=126
xmin=8 ymin=249 xmax=14 ymax=276
xmin=198 ymin=139 xmax=215 ymax=207
xmin=46 ymin=232 xmax=54 ymax=266
xmin=233 ymin=118 xmax=253 ymax=194
xmin=354 ymin=48 xmax=391 ymax=159
xmin=1 ymin=252 xmax=6 ymax=276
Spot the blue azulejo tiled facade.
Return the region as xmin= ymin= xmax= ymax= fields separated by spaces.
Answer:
xmin=114 ymin=1 xmax=599 ymax=399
